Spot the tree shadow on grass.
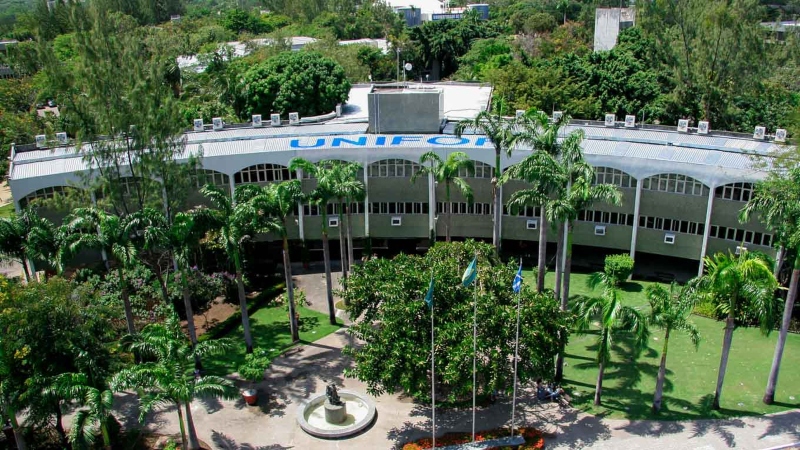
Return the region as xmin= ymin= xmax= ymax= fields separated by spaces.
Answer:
xmin=620 ymin=282 xmax=644 ymax=293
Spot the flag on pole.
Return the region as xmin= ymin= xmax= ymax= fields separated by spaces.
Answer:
xmin=425 ymin=277 xmax=435 ymax=309
xmin=512 ymin=261 xmax=523 ymax=293
xmin=462 ymin=256 xmax=478 ymax=287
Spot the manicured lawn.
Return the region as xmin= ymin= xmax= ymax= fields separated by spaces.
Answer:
xmin=204 ymin=305 xmax=342 ymax=376
xmin=0 ymin=203 xmax=14 ymax=218
xmin=525 ymin=270 xmax=800 ymax=420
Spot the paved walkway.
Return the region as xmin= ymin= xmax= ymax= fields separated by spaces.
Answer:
xmin=107 ymin=267 xmax=800 ymax=449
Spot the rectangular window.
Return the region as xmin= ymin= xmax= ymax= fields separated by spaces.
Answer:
xmin=655 ymin=217 xmax=663 ymax=230
xmin=754 ymin=232 xmax=763 ymax=245
xmin=735 ymin=229 xmax=745 ymax=242
xmin=763 ymin=234 xmax=773 ymax=247
xmin=423 ymin=203 xmax=430 ymax=214
xmin=663 ymin=218 xmax=672 ymax=231
xmin=726 ymin=228 xmax=736 ymax=240
xmin=745 ymin=230 xmax=754 ymax=244
xmin=689 ymin=222 xmax=697 ymax=235
xmin=578 ymin=210 xmax=586 ymax=221
xmin=710 ymin=225 xmax=718 ymax=238
xmin=697 ymin=223 xmax=704 ymax=235
xmin=680 ymin=221 xmax=689 ymax=234
xmin=389 ymin=203 xmax=397 ymax=214
xmin=627 ymin=214 xmax=634 ymax=226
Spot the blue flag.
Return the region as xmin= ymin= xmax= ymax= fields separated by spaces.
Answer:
xmin=425 ymin=278 xmax=435 ymax=309
xmin=462 ymin=257 xmax=478 ymax=287
xmin=512 ymin=261 xmax=523 ymax=293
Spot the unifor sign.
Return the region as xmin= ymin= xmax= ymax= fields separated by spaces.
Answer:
xmin=289 ymin=135 xmax=495 ymax=149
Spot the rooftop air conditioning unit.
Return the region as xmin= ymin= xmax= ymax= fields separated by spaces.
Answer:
xmin=624 ymin=115 xmax=635 ymax=128
xmin=526 ymin=219 xmax=538 ymax=230
xmin=664 ymin=233 xmax=676 ymax=245
xmin=604 ymin=114 xmax=616 ymax=127
xmin=677 ymin=119 xmax=689 ymax=133
xmin=270 ymin=114 xmax=281 ymax=126
xmin=328 ymin=217 xmax=339 ymax=228
xmin=252 ymin=114 xmax=262 ymax=127
xmin=212 ymin=117 xmax=223 ymax=131
xmin=56 ymin=132 xmax=67 ymax=144
xmin=775 ymin=128 xmax=787 ymax=143
xmin=594 ymin=225 xmax=606 ymax=236
xmin=754 ymin=126 xmax=766 ymax=140
xmin=697 ymin=121 xmax=710 ymax=135
xmin=35 ymin=134 xmax=46 ymax=148
xmin=552 ymin=111 xmax=563 ymax=122
xmin=289 ymin=112 xmax=300 ymax=125
xmin=193 ymin=119 xmax=203 ymax=132
xmin=391 ymin=216 xmax=402 ymax=226
xmin=735 ymin=246 xmax=747 ymax=255
xmin=336 ymin=104 xmax=342 ymax=117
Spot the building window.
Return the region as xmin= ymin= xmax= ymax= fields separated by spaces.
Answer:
xmin=714 ymin=182 xmax=754 ymax=202
xmin=708 ymin=224 xmax=772 ymax=246
xmin=195 ymin=169 xmax=229 ymax=188
xmin=234 ymin=164 xmax=293 ymax=184
xmin=20 ymin=186 xmax=69 ymax=209
xmin=641 ymin=174 xmax=708 ymax=196
xmin=368 ymin=159 xmax=421 ymax=178
xmin=637 ymin=215 xmax=705 ymax=235
xmin=594 ymin=167 xmax=637 ymax=188
xmin=578 ymin=209 xmax=634 ymax=226
xmin=503 ymin=205 xmax=540 ymax=217
xmin=459 ymin=161 xmax=494 ymax=179
xmin=370 ymin=202 xmax=428 ymax=214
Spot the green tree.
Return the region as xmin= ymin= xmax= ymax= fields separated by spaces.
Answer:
xmin=239 ymin=51 xmax=351 ymax=118
xmin=455 ymin=111 xmax=524 ymax=254
xmin=646 ymin=283 xmax=700 ymax=413
xmin=45 ymin=373 xmax=115 ymax=449
xmin=411 ymin=151 xmax=474 ymax=243
xmin=66 ymin=208 xmax=138 ymax=335
xmin=0 ymin=208 xmax=59 ymax=281
xmin=573 ymin=288 xmax=649 ymax=406
xmin=324 ymin=161 xmax=364 ymax=282
xmin=693 ymin=250 xmax=779 ymax=409
xmin=739 ymin=168 xmax=800 ymax=405
xmin=114 ymin=316 xmax=237 ymax=450
xmin=341 ymin=241 xmax=569 ymax=400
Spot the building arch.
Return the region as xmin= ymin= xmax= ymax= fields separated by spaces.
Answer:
xmin=19 ymin=185 xmax=77 ymax=209
xmin=367 ymin=158 xmax=422 ymax=178
xmin=233 ymin=163 xmax=294 ymax=185
xmin=593 ymin=166 xmax=637 ymax=188
xmin=714 ymin=181 xmax=754 ymax=202
xmin=194 ymin=169 xmax=230 ymax=188
xmin=300 ymin=159 xmax=365 ymax=179
xmin=459 ymin=160 xmax=493 ymax=179
xmin=641 ymin=173 xmax=709 ymax=196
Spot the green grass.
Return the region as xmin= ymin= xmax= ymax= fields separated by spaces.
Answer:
xmin=525 ymin=270 xmax=800 ymax=420
xmin=204 ymin=305 xmax=343 ymax=376
xmin=0 ymin=203 xmax=14 ymax=218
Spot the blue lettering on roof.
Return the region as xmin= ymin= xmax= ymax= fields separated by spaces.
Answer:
xmin=331 ymin=137 xmax=368 ymax=147
xmin=391 ymin=136 xmax=423 ymax=145
xmin=290 ymin=138 xmax=326 ymax=149
xmin=427 ymin=136 xmax=469 ymax=146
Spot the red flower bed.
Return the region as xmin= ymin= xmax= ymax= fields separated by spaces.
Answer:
xmin=402 ymin=427 xmax=545 ymax=449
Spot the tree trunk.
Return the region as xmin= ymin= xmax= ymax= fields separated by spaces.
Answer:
xmin=175 ymin=401 xmax=188 ymax=450
xmin=283 ymin=234 xmax=299 ymax=342
xmin=653 ymin=328 xmax=671 ymax=413
xmin=20 ymin=257 xmax=31 ymax=283
xmin=235 ymin=253 xmax=253 ymax=354
xmin=536 ymin=206 xmax=547 ymax=293
xmin=7 ymin=405 xmax=27 ymax=450
xmin=561 ymin=222 xmax=573 ymax=310
xmin=594 ymin=361 xmax=605 ymax=406
xmin=54 ymin=405 xmax=69 ymax=449
xmin=553 ymin=223 xmax=564 ymax=302
xmin=184 ymin=401 xmax=200 ymax=450
xmin=118 ymin=266 xmax=136 ymax=335
xmin=153 ymin=263 xmax=171 ymax=305
xmin=182 ymin=271 xmax=202 ymax=371
xmin=322 ymin=226 xmax=336 ymax=325
xmin=763 ymin=256 xmax=799 ymax=405
xmin=445 ymin=182 xmax=451 ymax=242
xmin=713 ymin=312 xmax=736 ymax=410
xmin=774 ymin=245 xmax=785 ymax=279
xmin=100 ymin=417 xmax=111 ymax=450
xmin=346 ymin=201 xmax=355 ymax=273
xmin=492 ymin=150 xmax=501 ymax=255
xmin=338 ymin=202 xmax=348 ymax=280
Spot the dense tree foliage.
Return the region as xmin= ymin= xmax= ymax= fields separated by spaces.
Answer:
xmin=341 ymin=241 xmax=569 ymax=401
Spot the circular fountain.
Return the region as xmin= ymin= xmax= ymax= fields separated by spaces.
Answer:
xmin=297 ymin=383 xmax=377 ymax=438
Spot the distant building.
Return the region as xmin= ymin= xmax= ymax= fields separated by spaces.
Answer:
xmin=594 ymin=7 xmax=635 ymax=51
xmin=761 ymin=20 xmax=800 ymax=42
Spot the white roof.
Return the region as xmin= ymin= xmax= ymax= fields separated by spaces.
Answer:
xmin=177 ymin=37 xmax=318 ymax=72
xmin=388 ymin=0 xmax=446 ymax=15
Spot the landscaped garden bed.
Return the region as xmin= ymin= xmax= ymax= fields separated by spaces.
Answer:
xmin=402 ymin=427 xmax=545 ymax=449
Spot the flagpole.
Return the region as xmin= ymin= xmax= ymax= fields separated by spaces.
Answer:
xmin=431 ymin=274 xmax=436 ymax=448
xmin=511 ymin=258 xmax=522 ymax=437
xmin=472 ymin=276 xmax=478 ymax=442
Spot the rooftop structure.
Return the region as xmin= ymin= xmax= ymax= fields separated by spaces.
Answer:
xmin=594 ymin=7 xmax=636 ymax=51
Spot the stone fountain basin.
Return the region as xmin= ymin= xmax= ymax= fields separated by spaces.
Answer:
xmin=297 ymin=389 xmax=377 ymax=439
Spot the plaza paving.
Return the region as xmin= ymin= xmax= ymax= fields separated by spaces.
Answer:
xmin=111 ymin=267 xmax=800 ymax=450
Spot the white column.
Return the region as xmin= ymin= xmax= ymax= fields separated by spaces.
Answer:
xmin=296 ymin=169 xmax=304 ymax=241
xmin=228 ymin=174 xmax=236 ymax=202
xmin=15 ymin=197 xmax=37 ymax=278
xmin=363 ymin=164 xmax=370 ymax=237
xmin=629 ymin=181 xmax=643 ymax=261
xmin=428 ymin=171 xmax=436 ymax=240
xmin=698 ymin=184 xmax=716 ymax=277
xmin=498 ymin=183 xmax=504 ymax=246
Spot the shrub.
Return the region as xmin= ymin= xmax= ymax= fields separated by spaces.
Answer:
xmin=604 ymin=254 xmax=634 ymax=285
xmin=692 ymin=300 xmax=719 ymax=319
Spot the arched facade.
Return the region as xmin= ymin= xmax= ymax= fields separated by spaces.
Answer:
xmin=19 ymin=186 xmax=74 ymax=210
xmin=233 ymin=163 xmax=294 ymax=185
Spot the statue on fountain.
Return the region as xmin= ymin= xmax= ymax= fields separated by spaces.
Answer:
xmin=326 ymin=383 xmax=343 ymax=406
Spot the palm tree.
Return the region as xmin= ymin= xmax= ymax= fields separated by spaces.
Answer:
xmin=197 ymin=184 xmax=267 ymax=353
xmin=574 ymin=287 xmax=649 ymax=406
xmin=412 ymin=151 xmax=474 ymax=243
xmin=326 ymin=161 xmax=365 ymax=279
xmin=455 ymin=110 xmax=524 ymax=254
xmin=254 ymin=180 xmax=305 ymax=342
xmin=289 ymin=158 xmax=338 ymax=326
xmin=693 ymin=250 xmax=778 ymax=410
xmin=646 ymin=283 xmax=700 ymax=413
xmin=46 ymin=373 xmax=115 ymax=449
xmin=0 ymin=209 xmax=64 ymax=281
xmin=0 ymin=340 xmax=27 ymax=450
xmin=740 ymin=168 xmax=800 ymax=405
xmin=66 ymin=208 xmax=138 ymax=334
xmin=114 ymin=315 xmax=237 ymax=450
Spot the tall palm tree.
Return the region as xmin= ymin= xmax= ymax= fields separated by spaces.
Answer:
xmin=114 ymin=316 xmax=237 ymax=450
xmin=573 ymin=288 xmax=649 ymax=406
xmin=740 ymin=168 xmax=800 ymax=405
xmin=197 ymin=184 xmax=267 ymax=354
xmin=326 ymin=161 xmax=365 ymax=279
xmin=289 ymin=158 xmax=337 ymax=326
xmin=66 ymin=208 xmax=138 ymax=334
xmin=0 ymin=209 xmax=64 ymax=281
xmin=411 ymin=151 xmax=474 ymax=243
xmin=254 ymin=180 xmax=305 ymax=342
xmin=455 ymin=110 xmax=524 ymax=254
xmin=646 ymin=283 xmax=700 ymax=413
xmin=693 ymin=250 xmax=778 ymax=410
xmin=46 ymin=373 xmax=115 ymax=449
